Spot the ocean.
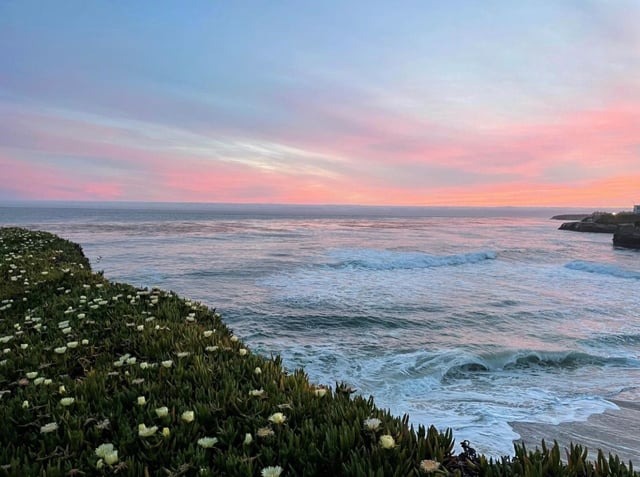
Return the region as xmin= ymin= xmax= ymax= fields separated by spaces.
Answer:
xmin=2 ymin=202 xmax=639 ymax=457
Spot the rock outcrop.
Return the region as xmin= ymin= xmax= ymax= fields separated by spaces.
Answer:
xmin=613 ymin=224 xmax=640 ymax=249
xmin=559 ymin=212 xmax=640 ymax=233
xmin=558 ymin=221 xmax=618 ymax=233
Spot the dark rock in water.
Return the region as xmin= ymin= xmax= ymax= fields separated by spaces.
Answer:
xmin=613 ymin=224 xmax=640 ymax=249
xmin=558 ymin=211 xmax=640 ymax=233
xmin=558 ymin=221 xmax=618 ymax=233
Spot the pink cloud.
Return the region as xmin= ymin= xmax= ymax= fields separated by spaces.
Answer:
xmin=0 ymin=155 xmax=103 ymax=200
xmin=2 ymin=95 xmax=638 ymax=206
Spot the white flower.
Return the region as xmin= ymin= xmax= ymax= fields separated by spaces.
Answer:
xmin=54 ymin=346 xmax=67 ymax=354
xmin=22 ymin=400 xmax=29 ymax=409
xmin=161 ymin=360 xmax=173 ymax=368
xmin=203 ymin=330 xmax=214 ymax=337
xmin=34 ymin=377 xmax=45 ymax=385
xmin=136 ymin=325 xmax=144 ymax=331
xmin=268 ymin=412 xmax=286 ymax=425
xmin=20 ymin=343 xmax=28 ymax=350
xmin=230 ymin=335 xmax=239 ymax=342
xmin=155 ymin=406 xmax=169 ymax=418
xmin=81 ymin=339 xmax=89 ymax=345
xmin=257 ymin=426 xmax=275 ymax=438
xmin=62 ymin=327 xmax=72 ymax=334
xmin=314 ymin=388 xmax=328 ymax=397
xmin=239 ymin=348 xmax=248 ymax=356
xmin=137 ymin=396 xmax=146 ymax=406
xmin=176 ymin=352 xmax=190 ymax=358
xmin=138 ymin=424 xmax=158 ymax=437
xmin=26 ymin=371 xmax=38 ymax=379
xmin=379 ymin=434 xmax=396 ymax=449
xmin=419 ymin=460 xmax=441 ymax=473
xmin=40 ymin=422 xmax=59 ymax=433
xmin=244 ymin=433 xmax=253 ymax=445
xmin=364 ymin=417 xmax=382 ymax=431
xmin=95 ymin=443 xmax=115 ymax=458
xmin=59 ymin=385 xmax=66 ymax=394
xmin=261 ymin=466 xmax=283 ymax=477
xmin=67 ymin=341 xmax=79 ymax=349
xmin=249 ymin=389 xmax=264 ymax=397
xmin=205 ymin=346 xmax=218 ymax=352
xmin=254 ymin=367 xmax=262 ymax=375
xmin=44 ymin=378 xmax=52 ymax=385
xmin=162 ymin=427 xmax=170 ymax=438
xmin=140 ymin=362 xmax=149 ymax=369
xmin=60 ymin=397 xmax=75 ymax=406
xmin=181 ymin=410 xmax=195 ymax=423
xmin=77 ymin=313 xmax=86 ymax=319
xmin=197 ymin=436 xmax=218 ymax=448
xmin=104 ymin=450 xmax=119 ymax=465
xmin=0 ymin=335 xmax=14 ymax=344
xmin=126 ymin=357 xmax=137 ymax=365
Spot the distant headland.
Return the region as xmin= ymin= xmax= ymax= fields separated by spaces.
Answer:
xmin=553 ymin=206 xmax=640 ymax=249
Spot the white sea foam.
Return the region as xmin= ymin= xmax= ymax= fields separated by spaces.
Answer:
xmin=273 ymin=344 xmax=623 ymax=458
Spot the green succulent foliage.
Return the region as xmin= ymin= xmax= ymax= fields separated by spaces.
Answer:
xmin=0 ymin=227 xmax=637 ymax=477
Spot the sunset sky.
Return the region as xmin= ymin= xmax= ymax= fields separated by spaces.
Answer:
xmin=1 ymin=1 xmax=639 ymax=206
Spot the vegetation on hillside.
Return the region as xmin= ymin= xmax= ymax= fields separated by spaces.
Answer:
xmin=586 ymin=212 xmax=640 ymax=225
xmin=0 ymin=227 xmax=636 ymax=476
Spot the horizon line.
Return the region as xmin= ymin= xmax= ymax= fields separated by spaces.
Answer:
xmin=0 ymin=199 xmax=633 ymax=210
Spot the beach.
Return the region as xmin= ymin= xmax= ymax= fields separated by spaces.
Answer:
xmin=513 ymin=400 xmax=640 ymax=463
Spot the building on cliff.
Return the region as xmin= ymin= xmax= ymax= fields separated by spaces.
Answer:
xmin=634 ymin=205 xmax=640 ymax=214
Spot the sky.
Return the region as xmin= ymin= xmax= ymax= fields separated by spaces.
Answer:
xmin=1 ymin=1 xmax=639 ymax=207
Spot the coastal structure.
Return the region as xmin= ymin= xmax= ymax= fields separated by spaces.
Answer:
xmin=634 ymin=205 xmax=640 ymax=214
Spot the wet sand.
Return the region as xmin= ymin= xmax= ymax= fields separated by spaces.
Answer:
xmin=511 ymin=400 xmax=640 ymax=465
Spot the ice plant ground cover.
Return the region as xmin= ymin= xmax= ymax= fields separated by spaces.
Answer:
xmin=0 ymin=227 xmax=637 ymax=477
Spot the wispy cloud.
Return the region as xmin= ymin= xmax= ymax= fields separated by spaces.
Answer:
xmin=1 ymin=1 xmax=639 ymax=205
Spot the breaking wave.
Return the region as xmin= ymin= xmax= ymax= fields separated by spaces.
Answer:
xmin=564 ymin=260 xmax=640 ymax=279
xmin=399 ymin=349 xmax=638 ymax=381
xmin=328 ymin=249 xmax=497 ymax=271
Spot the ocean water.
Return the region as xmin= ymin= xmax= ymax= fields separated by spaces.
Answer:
xmin=2 ymin=202 xmax=640 ymax=457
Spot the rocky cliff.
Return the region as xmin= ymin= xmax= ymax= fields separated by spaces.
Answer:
xmin=613 ymin=224 xmax=640 ymax=249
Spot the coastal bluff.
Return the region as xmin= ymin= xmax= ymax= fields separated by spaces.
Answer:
xmin=0 ymin=227 xmax=637 ymax=476
xmin=613 ymin=224 xmax=640 ymax=249
xmin=555 ymin=211 xmax=640 ymax=243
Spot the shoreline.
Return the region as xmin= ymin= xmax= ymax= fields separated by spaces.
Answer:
xmin=511 ymin=399 xmax=640 ymax=464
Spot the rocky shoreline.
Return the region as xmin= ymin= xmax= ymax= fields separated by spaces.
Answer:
xmin=558 ymin=221 xmax=618 ymax=233
xmin=555 ymin=211 xmax=640 ymax=248
xmin=613 ymin=224 xmax=640 ymax=249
